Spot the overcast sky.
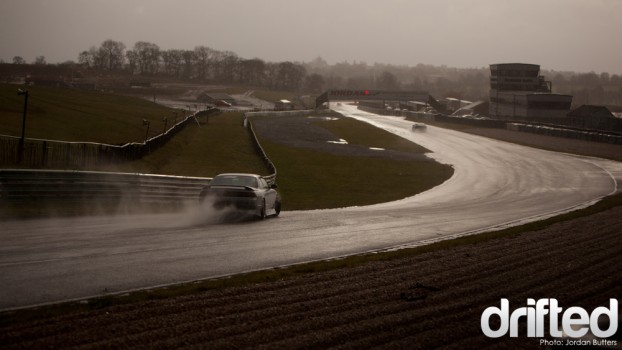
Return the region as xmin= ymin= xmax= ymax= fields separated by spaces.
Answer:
xmin=1 ymin=0 xmax=621 ymax=74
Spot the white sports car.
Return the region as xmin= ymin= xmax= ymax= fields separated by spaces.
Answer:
xmin=199 ymin=173 xmax=281 ymax=219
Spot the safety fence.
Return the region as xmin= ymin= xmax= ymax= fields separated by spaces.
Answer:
xmin=0 ymin=108 xmax=293 ymax=217
xmin=362 ymin=105 xmax=622 ymax=145
xmin=244 ymin=109 xmax=316 ymax=118
xmin=0 ymin=169 xmax=211 ymax=205
xmin=244 ymin=114 xmax=278 ymax=187
xmin=0 ymin=108 xmax=220 ymax=169
xmin=402 ymin=110 xmax=508 ymax=129
xmin=507 ymin=123 xmax=622 ymax=145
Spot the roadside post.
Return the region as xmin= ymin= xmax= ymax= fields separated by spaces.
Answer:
xmin=17 ymin=89 xmax=29 ymax=163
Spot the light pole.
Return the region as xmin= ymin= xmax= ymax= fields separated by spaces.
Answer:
xmin=17 ymin=89 xmax=29 ymax=163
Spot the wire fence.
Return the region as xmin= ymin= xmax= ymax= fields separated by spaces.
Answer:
xmin=0 ymin=108 xmax=220 ymax=169
xmin=0 ymin=108 xmax=290 ymax=216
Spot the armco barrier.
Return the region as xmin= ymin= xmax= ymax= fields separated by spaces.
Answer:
xmin=243 ymin=115 xmax=277 ymax=186
xmin=361 ymin=105 xmax=622 ymax=144
xmin=507 ymin=123 xmax=622 ymax=145
xmin=244 ymin=109 xmax=316 ymax=118
xmin=0 ymin=169 xmax=211 ymax=204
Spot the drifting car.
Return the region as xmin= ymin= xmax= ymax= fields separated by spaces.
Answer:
xmin=199 ymin=173 xmax=281 ymax=219
xmin=412 ymin=123 xmax=427 ymax=132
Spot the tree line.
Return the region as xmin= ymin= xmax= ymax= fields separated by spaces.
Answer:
xmin=76 ymin=39 xmax=313 ymax=92
xmin=74 ymin=40 xmax=492 ymax=98
xmin=5 ymin=39 xmax=622 ymax=108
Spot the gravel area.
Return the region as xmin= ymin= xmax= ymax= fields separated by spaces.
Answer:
xmin=1 ymin=121 xmax=621 ymax=349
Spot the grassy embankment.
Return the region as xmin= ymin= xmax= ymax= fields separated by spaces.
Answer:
xmin=0 ymin=84 xmax=176 ymax=144
xmin=91 ymin=112 xmax=453 ymax=210
xmin=111 ymin=113 xmax=268 ymax=177
xmin=0 ymin=83 xmax=453 ymax=209
xmin=257 ymin=116 xmax=453 ymax=210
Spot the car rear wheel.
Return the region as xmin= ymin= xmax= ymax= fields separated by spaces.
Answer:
xmin=274 ymin=200 xmax=281 ymax=217
xmin=258 ymin=199 xmax=267 ymax=220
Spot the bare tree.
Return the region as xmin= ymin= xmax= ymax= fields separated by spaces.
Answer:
xmin=376 ymin=71 xmax=399 ymax=90
xmin=193 ymin=46 xmax=214 ymax=80
xmin=305 ymin=73 xmax=325 ymax=93
xmin=132 ymin=41 xmax=161 ymax=75
xmin=99 ymin=39 xmax=126 ymax=70
xmin=87 ymin=46 xmax=106 ymax=69
xmin=181 ymin=50 xmax=196 ymax=79
xmin=78 ymin=50 xmax=93 ymax=68
xmin=34 ymin=56 xmax=47 ymax=65
xmin=12 ymin=56 xmax=26 ymax=64
xmin=239 ymin=58 xmax=266 ymax=85
xmin=162 ymin=49 xmax=184 ymax=78
xmin=77 ymin=46 xmax=104 ymax=69
xmin=125 ymin=50 xmax=138 ymax=74
xmin=220 ymin=51 xmax=240 ymax=82
xmin=274 ymin=61 xmax=306 ymax=90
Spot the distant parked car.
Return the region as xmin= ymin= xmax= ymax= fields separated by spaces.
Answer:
xmin=199 ymin=173 xmax=281 ymax=219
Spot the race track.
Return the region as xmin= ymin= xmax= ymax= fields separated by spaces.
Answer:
xmin=1 ymin=104 xmax=621 ymax=310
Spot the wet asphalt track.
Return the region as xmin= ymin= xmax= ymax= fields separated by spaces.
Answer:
xmin=1 ymin=104 xmax=621 ymax=310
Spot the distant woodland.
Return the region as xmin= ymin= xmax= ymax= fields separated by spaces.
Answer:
xmin=3 ymin=39 xmax=622 ymax=109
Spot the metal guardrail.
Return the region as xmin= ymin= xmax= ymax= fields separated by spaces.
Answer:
xmin=387 ymin=107 xmax=622 ymax=145
xmin=507 ymin=123 xmax=622 ymax=145
xmin=244 ymin=114 xmax=279 ymax=186
xmin=0 ymin=169 xmax=212 ymax=204
xmin=244 ymin=109 xmax=315 ymax=118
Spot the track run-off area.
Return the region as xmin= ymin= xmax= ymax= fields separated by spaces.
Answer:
xmin=1 ymin=103 xmax=621 ymax=310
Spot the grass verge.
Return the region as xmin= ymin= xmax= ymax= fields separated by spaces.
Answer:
xmin=0 ymin=112 xmax=270 ymax=218
xmin=109 ymin=112 xmax=269 ymax=177
xmin=0 ymin=84 xmax=176 ymax=144
xmin=261 ymin=139 xmax=452 ymax=210
xmin=2 ymin=191 xmax=620 ymax=326
xmin=256 ymin=115 xmax=453 ymax=210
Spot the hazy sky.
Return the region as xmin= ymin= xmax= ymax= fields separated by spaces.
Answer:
xmin=1 ymin=0 xmax=621 ymax=74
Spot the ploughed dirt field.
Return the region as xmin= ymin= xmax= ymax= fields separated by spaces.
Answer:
xmin=1 ymin=126 xmax=621 ymax=349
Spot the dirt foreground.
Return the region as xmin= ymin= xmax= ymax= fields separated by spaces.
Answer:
xmin=1 ymin=127 xmax=621 ymax=349
xmin=1 ymin=205 xmax=620 ymax=349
